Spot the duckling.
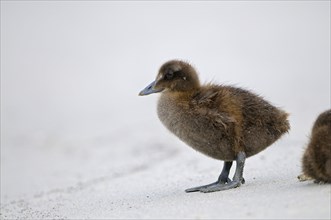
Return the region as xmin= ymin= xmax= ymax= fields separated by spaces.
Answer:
xmin=298 ymin=109 xmax=331 ymax=183
xmin=139 ymin=60 xmax=290 ymax=193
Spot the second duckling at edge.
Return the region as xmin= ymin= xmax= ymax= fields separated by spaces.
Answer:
xmin=298 ymin=109 xmax=331 ymax=183
xmin=139 ymin=60 xmax=290 ymax=193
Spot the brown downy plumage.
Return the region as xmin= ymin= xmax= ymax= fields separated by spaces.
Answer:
xmin=298 ymin=109 xmax=331 ymax=183
xmin=139 ymin=60 xmax=290 ymax=193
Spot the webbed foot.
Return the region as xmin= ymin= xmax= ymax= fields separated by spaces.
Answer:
xmin=185 ymin=178 xmax=245 ymax=193
xmin=185 ymin=152 xmax=246 ymax=193
xmin=199 ymin=180 xmax=241 ymax=193
xmin=185 ymin=178 xmax=231 ymax=193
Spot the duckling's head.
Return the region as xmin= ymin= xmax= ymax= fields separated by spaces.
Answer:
xmin=139 ymin=60 xmax=200 ymax=96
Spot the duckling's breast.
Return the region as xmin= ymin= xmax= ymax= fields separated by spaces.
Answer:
xmin=157 ymin=93 xmax=236 ymax=161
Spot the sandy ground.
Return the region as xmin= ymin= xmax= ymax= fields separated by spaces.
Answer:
xmin=1 ymin=127 xmax=330 ymax=219
xmin=1 ymin=1 xmax=330 ymax=219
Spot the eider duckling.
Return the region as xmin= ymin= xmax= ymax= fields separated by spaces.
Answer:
xmin=298 ymin=109 xmax=331 ymax=183
xmin=139 ymin=60 xmax=290 ymax=193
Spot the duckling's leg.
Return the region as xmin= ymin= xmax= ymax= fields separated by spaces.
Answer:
xmin=218 ymin=161 xmax=233 ymax=183
xmin=185 ymin=161 xmax=233 ymax=193
xmin=199 ymin=152 xmax=246 ymax=193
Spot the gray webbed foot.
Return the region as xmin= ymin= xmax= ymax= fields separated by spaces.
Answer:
xmin=185 ymin=181 xmax=220 ymax=193
xmin=185 ymin=152 xmax=246 ymax=193
xmin=185 ymin=178 xmax=244 ymax=193
xmin=186 ymin=161 xmax=233 ymax=193
xmin=199 ymin=180 xmax=241 ymax=193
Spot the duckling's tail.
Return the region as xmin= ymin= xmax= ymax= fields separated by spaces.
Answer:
xmin=276 ymin=110 xmax=291 ymax=135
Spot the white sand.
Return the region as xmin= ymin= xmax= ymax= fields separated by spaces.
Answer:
xmin=1 ymin=133 xmax=330 ymax=219
xmin=1 ymin=1 xmax=330 ymax=219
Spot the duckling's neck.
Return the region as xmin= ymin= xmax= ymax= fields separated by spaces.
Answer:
xmin=162 ymin=89 xmax=196 ymax=102
xmin=157 ymin=91 xmax=196 ymax=124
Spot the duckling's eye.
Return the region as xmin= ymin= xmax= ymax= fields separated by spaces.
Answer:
xmin=165 ymin=70 xmax=174 ymax=80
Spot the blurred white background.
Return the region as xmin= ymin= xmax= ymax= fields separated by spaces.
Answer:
xmin=1 ymin=1 xmax=330 ymax=215
xmin=2 ymin=1 xmax=330 ymax=144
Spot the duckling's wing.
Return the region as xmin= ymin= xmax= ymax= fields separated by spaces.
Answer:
xmin=208 ymin=109 xmax=237 ymax=130
xmin=192 ymin=89 xmax=219 ymax=106
xmin=191 ymin=89 xmax=237 ymax=130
